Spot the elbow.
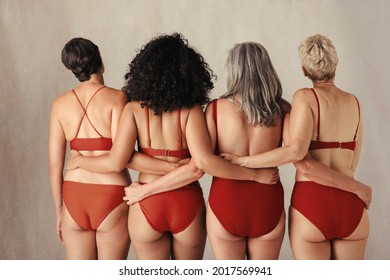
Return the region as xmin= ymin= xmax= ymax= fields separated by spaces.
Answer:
xmin=108 ymin=158 xmax=126 ymax=173
xmin=290 ymin=147 xmax=306 ymax=163
xmin=293 ymin=159 xmax=313 ymax=177
xmin=111 ymin=163 xmax=125 ymax=173
xmin=188 ymin=159 xmax=205 ymax=180
xmin=191 ymin=156 xmax=208 ymax=173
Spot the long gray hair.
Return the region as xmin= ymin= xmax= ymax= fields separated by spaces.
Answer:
xmin=221 ymin=42 xmax=285 ymax=127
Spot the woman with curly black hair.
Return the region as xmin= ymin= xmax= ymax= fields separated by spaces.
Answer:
xmin=67 ymin=33 xmax=276 ymax=259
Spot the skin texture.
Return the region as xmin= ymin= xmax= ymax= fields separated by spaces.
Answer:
xmin=49 ymin=71 xmax=131 ymax=259
xmin=66 ymin=100 xmax=278 ymax=259
xmin=222 ymin=79 xmax=371 ymax=259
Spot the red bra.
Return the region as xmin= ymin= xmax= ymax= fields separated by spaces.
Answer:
xmin=70 ymin=86 xmax=113 ymax=151
xmin=138 ymin=106 xmax=190 ymax=159
xmin=309 ymin=88 xmax=360 ymax=151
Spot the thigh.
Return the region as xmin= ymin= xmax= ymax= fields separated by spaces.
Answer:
xmin=61 ymin=205 xmax=97 ymax=260
xmin=96 ymin=202 xmax=130 ymax=260
xmin=128 ymin=202 xmax=171 ymax=260
xmin=289 ymin=206 xmax=331 ymax=260
xmin=172 ymin=201 xmax=207 ymax=260
xmin=332 ymin=210 xmax=369 ymax=260
xmin=206 ymin=204 xmax=246 ymax=260
xmin=248 ymin=210 xmax=286 ymax=260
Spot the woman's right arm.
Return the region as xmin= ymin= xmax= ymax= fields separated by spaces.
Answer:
xmin=48 ymin=98 xmax=66 ymax=243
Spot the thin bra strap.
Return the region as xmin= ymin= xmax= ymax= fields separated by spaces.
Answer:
xmin=145 ymin=106 xmax=152 ymax=148
xmin=177 ymin=109 xmax=184 ymax=149
xmin=310 ymin=88 xmax=321 ymax=140
xmin=212 ymin=99 xmax=218 ymax=152
xmin=72 ymin=86 xmax=106 ymax=138
xmin=353 ymin=96 xmax=361 ymax=140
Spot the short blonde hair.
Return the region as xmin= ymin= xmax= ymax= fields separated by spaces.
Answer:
xmin=298 ymin=34 xmax=338 ymax=81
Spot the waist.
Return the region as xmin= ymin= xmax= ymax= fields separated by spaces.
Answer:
xmin=212 ymin=176 xmax=282 ymax=187
xmin=64 ymin=168 xmax=131 ymax=186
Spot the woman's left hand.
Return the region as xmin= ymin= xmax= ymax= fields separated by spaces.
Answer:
xmin=66 ymin=150 xmax=81 ymax=170
xmin=123 ymin=182 xmax=145 ymax=205
xmin=220 ymin=153 xmax=249 ymax=167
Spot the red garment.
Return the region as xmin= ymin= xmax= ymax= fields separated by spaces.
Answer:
xmin=208 ymin=99 xmax=284 ymax=237
xmin=209 ymin=177 xmax=284 ymax=237
xmin=291 ymin=181 xmax=364 ymax=240
xmin=138 ymin=106 xmax=190 ymax=158
xmin=309 ymin=88 xmax=360 ymax=151
xmin=138 ymin=181 xmax=203 ymax=234
xmin=70 ymin=86 xmax=113 ymax=151
xmin=63 ymin=181 xmax=125 ymax=230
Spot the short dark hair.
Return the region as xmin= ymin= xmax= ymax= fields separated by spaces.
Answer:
xmin=61 ymin=37 xmax=103 ymax=82
xmin=122 ymin=33 xmax=215 ymax=114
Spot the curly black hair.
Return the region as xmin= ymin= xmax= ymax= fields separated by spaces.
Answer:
xmin=122 ymin=33 xmax=215 ymax=114
xmin=61 ymin=37 xmax=103 ymax=82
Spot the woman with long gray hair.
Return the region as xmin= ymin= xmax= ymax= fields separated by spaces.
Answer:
xmin=204 ymin=42 xmax=289 ymax=259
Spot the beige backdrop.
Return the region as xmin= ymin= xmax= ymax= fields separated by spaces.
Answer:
xmin=1 ymin=0 xmax=389 ymax=260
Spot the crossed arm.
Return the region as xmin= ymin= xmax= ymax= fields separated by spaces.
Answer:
xmin=221 ymin=90 xmax=371 ymax=208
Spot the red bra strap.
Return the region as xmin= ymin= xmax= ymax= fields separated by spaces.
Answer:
xmin=310 ymin=88 xmax=321 ymax=140
xmin=145 ymin=106 xmax=152 ymax=148
xmin=212 ymin=99 xmax=218 ymax=131
xmin=177 ymin=109 xmax=184 ymax=149
xmin=72 ymin=86 xmax=106 ymax=138
xmin=353 ymin=96 xmax=361 ymax=140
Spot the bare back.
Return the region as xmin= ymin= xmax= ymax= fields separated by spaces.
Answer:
xmin=130 ymin=102 xmax=191 ymax=183
xmin=206 ymin=98 xmax=283 ymax=158
xmin=296 ymin=87 xmax=362 ymax=181
xmin=54 ymin=83 xmax=130 ymax=185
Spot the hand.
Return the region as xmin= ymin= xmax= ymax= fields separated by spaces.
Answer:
xmin=123 ymin=182 xmax=145 ymax=205
xmin=66 ymin=150 xmax=81 ymax=170
xmin=220 ymin=153 xmax=249 ymax=167
xmin=177 ymin=158 xmax=190 ymax=167
xmin=355 ymin=182 xmax=372 ymax=209
xmin=56 ymin=210 xmax=64 ymax=245
xmin=254 ymin=167 xmax=279 ymax=184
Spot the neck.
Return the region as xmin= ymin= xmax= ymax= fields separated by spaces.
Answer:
xmin=312 ymin=79 xmax=335 ymax=87
xmin=87 ymin=72 xmax=104 ymax=85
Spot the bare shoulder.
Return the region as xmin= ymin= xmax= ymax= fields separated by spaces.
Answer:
xmin=104 ymin=87 xmax=128 ymax=104
xmin=123 ymin=101 xmax=141 ymax=114
xmin=292 ymin=87 xmax=315 ymax=105
xmin=50 ymin=90 xmax=74 ymax=113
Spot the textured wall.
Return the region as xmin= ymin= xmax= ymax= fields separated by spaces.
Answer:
xmin=1 ymin=0 xmax=389 ymax=259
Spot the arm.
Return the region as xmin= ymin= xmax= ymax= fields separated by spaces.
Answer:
xmin=283 ymin=110 xmax=371 ymax=208
xmin=67 ymin=99 xmax=177 ymax=175
xmin=186 ymin=105 xmax=275 ymax=181
xmin=221 ymin=89 xmax=313 ymax=168
xmin=294 ymin=154 xmax=371 ymax=208
xmin=48 ymin=98 xmax=66 ymax=244
xmin=124 ymin=159 xmax=203 ymax=205
xmin=67 ymin=103 xmax=137 ymax=172
xmin=126 ymin=151 xmax=180 ymax=175
xmin=123 ymin=103 xmax=278 ymax=205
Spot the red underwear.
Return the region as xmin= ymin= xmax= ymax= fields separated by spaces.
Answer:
xmin=138 ymin=181 xmax=203 ymax=234
xmin=208 ymin=177 xmax=284 ymax=237
xmin=63 ymin=181 xmax=125 ymax=230
xmin=291 ymin=181 xmax=365 ymax=240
